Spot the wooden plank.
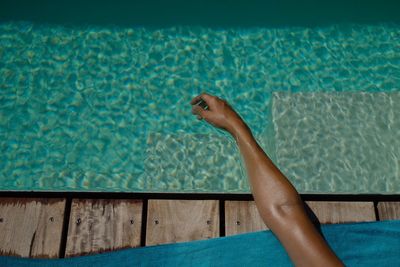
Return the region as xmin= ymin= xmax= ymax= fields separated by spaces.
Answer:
xmin=225 ymin=201 xmax=268 ymax=236
xmin=65 ymin=199 xmax=143 ymax=257
xmin=377 ymin=202 xmax=400 ymax=220
xmin=146 ymin=200 xmax=219 ymax=246
xmin=0 ymin=198 xmax=66 ymax=258
xmin=305 ymin=201 xmax=376 ymax=224
xmin=225 ymin=200 xmax=377 ymax=236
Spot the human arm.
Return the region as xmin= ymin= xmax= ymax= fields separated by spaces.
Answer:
xmin=191 ymin=93 xmax=344 ymax=267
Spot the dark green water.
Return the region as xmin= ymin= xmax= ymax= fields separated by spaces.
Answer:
xmin=1 ymin=0 xmax=400 ymax=28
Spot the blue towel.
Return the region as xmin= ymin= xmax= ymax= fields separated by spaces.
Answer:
xmin=1 ymin=220 xmax=399 ymax=267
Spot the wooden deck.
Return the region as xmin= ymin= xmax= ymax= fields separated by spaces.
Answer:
xmin=0 ymin=193 xmax=399 ymax=259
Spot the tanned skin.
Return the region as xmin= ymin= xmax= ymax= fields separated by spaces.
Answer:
xmin=191 ymin=93 xmax=344 ymax=267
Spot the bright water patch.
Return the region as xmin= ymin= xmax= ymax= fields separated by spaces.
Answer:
xmin=272 ymin=92 xmax=400 ymax=193
xmin=0 ymin=22 xmax=399 ymax=192
xmin=145 ymin=132 xmax=248 ymax=192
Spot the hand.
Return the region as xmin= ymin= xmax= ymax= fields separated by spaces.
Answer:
xmin=190 ymin=93 xmax=246 ymax=135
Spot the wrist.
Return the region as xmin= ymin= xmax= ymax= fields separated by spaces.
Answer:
xmin=228 ymin=119 xmax=251 ymax=139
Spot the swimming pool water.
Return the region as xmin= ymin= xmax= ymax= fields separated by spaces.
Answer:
xmin=0 ymin=22 xmax=399 ymax=193
xmin=273 ymin=92 xmax=400 ymax=193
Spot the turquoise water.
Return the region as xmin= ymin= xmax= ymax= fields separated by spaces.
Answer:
xmin=0 ymin=22 xmax=399 ymax=193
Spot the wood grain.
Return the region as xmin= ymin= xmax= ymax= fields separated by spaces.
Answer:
xmin=225 ymin=201 xmax=268 ymax=236
xmin=65 ymin=199 xmax=143 ymax=257
xmin=377 ymin=202 xmax=400 ymax=220
xmin=146 ymin=200 xmax=219 ymax=246
xmin=0 ymin=198 xmax=66 ymax=258
xmin=305 ymin=201 xmax=376 ymax=224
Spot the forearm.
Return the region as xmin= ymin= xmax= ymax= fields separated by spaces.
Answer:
xmin=230 ymin=121 xmax=303 ymax=223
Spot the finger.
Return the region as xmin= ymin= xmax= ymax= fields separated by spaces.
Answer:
xmin=190 ymin=95 xmax=203 ymax=105
xmin=198 ymin=93 xmax=214 ymax=103
xmin=191 ymin=104 xmax=203 ymax=115
xmin=190 ymin=92 xmax=214 ymax=105
xmin=192 ymin=105 xmax=209 ymax=119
